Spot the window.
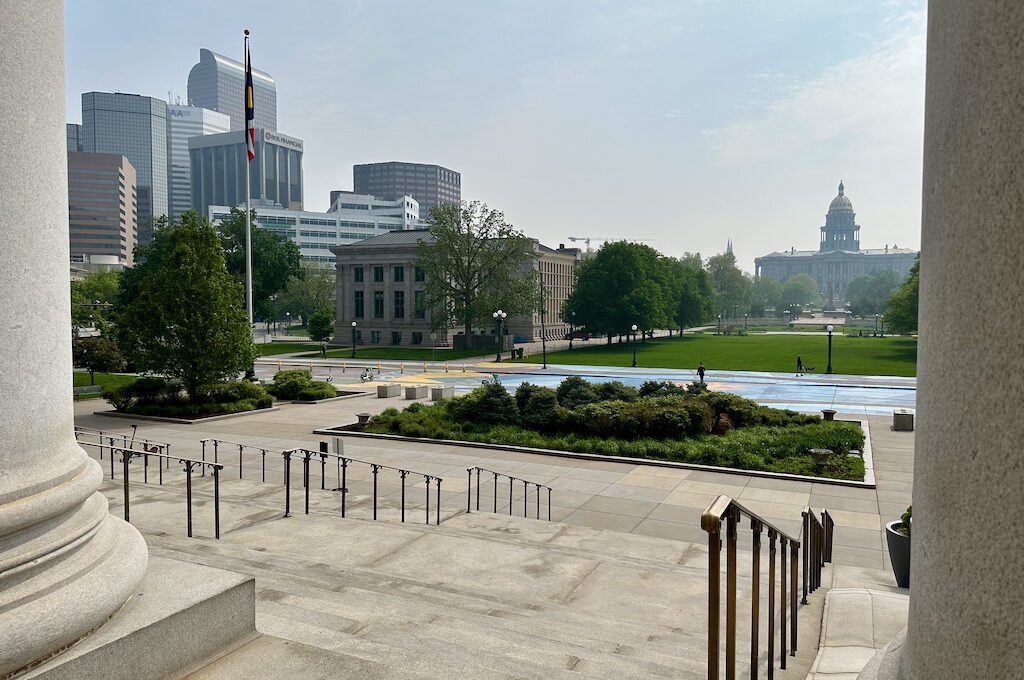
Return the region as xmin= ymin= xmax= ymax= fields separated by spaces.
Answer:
xmin=371 ymin=330 xmax=381 ymax=344
xmin=414 ymin=290 xmax=425 ymax=319
xmin=394 ymin=265 xmax=404 ymax=283
xmin=353 ymin=291 xmax=364 ymax=319
xmin=391 ymin=331 xmax=402 ymax=345
xmin=373 ymin=266 xmax=384 ymax=283
xmin=373 ymin=291 xmax=384 ymax=318
xmin=414 ymin=266 xmax=425 ymax=282
xmin=353 ymin=266 xmax=364 ymax=283
xmin=412 ymin=332 xmax=423 ymax=345
xmin=394 ymin=291 xmax=405 ymax=319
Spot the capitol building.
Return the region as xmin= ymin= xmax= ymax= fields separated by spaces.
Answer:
xmin=754 ymin=182 xmax=918 ymax=304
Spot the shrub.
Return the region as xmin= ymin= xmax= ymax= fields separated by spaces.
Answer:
xmin=515 ymin=382 xmax=545 ymax=412
xmin=296 ymin=381 xmax=337 ymax=401
xmin=556 ymin=376 xmax=599 ymax=409
xmin=638 ymin=380 xmax=687 ymax=398
xmin=202 ymin=381 xmax=269 ymax=404
xmin=521 ymin=387 xmax=559 ymax=431
xmin=102 ymin=385 xmax=134 ymax=411
xmin=266 ymin=370 xmax=312 ymax=400
xmin=900 ymin=506 xmax=912 ymax=537
xmin=475 ymin=383 xmax=520 ymax=425
xmin=127 ymin=376 xmax=182 ymax=401
xmin=596 ymin=380 xmax=639 ymax=402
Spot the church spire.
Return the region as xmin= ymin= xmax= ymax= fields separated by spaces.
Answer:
xmin=726 ymin=238 xmax=733 ymax=255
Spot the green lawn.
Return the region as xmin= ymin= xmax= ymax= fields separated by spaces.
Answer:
xmin=517 ymin=334 xmax=918 ymax=377
xmin=257 ymin=342 xmax=324 ymax=356
xmin=309 ymin=347 xmax=487 ymax=361
xmin=73 ymin=371 xmax=137 ymax=398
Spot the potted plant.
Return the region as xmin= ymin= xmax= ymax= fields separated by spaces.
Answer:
xmin=885 ymin=505 xmax=912 ymax=588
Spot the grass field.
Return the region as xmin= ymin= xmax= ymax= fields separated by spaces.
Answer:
xmin=517 ymin=334 xmax=917 ymax=376
xmin=73 ymin=371 xmax=137 ymax=399
xmin=257 ymin=342 xmax=323 ymax=356
xmin=310 ymin=347 xmax=487 ymax=361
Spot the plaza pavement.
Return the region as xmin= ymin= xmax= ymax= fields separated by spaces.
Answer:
xmin=75 ymin=386 xmax=913 ymax=593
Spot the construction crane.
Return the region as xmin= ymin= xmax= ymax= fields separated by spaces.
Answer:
xmin=567 ymin=235 xmax=654 ymax=254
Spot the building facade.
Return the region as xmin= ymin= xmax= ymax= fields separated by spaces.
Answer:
xmin=189 ymin=128 xmax=303 ymax=218
xmin=81 ymin=92 xmax=168 ymax=233
xmin=167 ymin=105 xmax=230 ymax=218
xmin=332 ymin=233 xmax=578 ymax=347
xmin=209 ymin=192 xmax=417 ymax=265
xmin=754 ymin=182 xmax=918 ymax=303
xmin=66 ymin=123 xmax=82 ymax=152
xmin=187 ymin=48 xmax=277 ymax=132
xmin=67 ymin=152 xmax=137 ymax=266
xmin=351 ymin=162 xmax=461 ymax=220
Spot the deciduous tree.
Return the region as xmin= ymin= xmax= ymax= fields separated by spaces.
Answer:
xmin=72 ymin=336 xmax=125 ymax=385
xmin=749 ymin=276 xmax=783 ymax=317
xmin=781 ymin=273 xmax=820 ymax=311
xmin=847 ymin=270 xmax=903 ymax=317
xmin=307 ymin=306 xmax=335 ymax=342
xmin=706 ymin=251 xmax=751 ymax=318
xmin=114 ymin=211 xmax=256 ymax=400
xmin=885 ymin=257 xmax=919 ymax=334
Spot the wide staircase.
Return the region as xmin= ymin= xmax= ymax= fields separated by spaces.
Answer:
xmin=81 ymin=431 xmax=834 ymax=679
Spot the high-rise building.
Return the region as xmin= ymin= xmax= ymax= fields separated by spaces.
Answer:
xmin=187 ymin=48 xmax=277 ymax=132
xmin=80 ymin=92 xmax=168 ymax=236
xmin=66 ymin=123 xmax=82 ymax=152
xmin=166 ymin=105 xmax=230 ymax=218
xmin=208 ymin=192 xmax=418 ymax=266
xmin=351 ymin=162 xmax=461 ymax=219
xmin=189 ymin=128 xmax=303 ymax=218
xmin=67 ymin=152 xmax=137 ymax=266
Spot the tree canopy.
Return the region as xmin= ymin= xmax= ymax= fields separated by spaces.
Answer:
xmin=663 ymin=253 xmax=714 ymax=330
xmin=72 ymin=336 xmax=125 ymax=385
xmin=114 ymin=210 xmax=256 ymax=400
xmin=307 ymin=306 xmax=335 ymax=342
xmin=706 ymin=251 xmax=751 ymax=317
xmin=272 ymin=263 xmax=336 ymax=327
xmin=885 ymin=257 xmax=919 ymax=334
xmin=216 ymin=207 xmax=303 ymax=321
xmin=749 ymin=276 xmax=783 ymax=317
xmin=847 ymin=270 xmax=903 ymax=317
xmin=417 ymin=201 xmax=540 ymax=337
xmin=71 ymin=270 xmax=121 ymax=328
xmin=781 ymin=273 xmax=820 ymax=311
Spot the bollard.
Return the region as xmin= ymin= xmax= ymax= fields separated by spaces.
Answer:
xmin=445 ymin=362 xmax=449 ymax=373
xmin=342 ymin=362 xmax=347 ymax=372
xmin=277 ymin=361 xmax=282 ymax=371
xmin=423 ymin=363 xmax=427 ymax=373
xmin=400 ymin=363 xmax=404 ymax=374
xmin=377 ymin=362 xmax=381 ymax=371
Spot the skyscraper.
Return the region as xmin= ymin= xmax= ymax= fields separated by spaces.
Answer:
xmin=66 ymin=123 xmax=82 ymax=152
xmin=351 ymin=162 xmax=461 ymax=219
xmin=189 ymin=128 xmax=303 ymax=217
xmin=67 ymin=152 xmax=137 ymax=265
xmin=80 ymin=92 xmax=168 ymax=235
xmin=187 ymin=48 xmax=277 ymax=132
xmin=166 ymin=105 xmax=231 ymax=218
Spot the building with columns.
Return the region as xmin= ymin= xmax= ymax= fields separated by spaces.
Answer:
xmin=754 ymin=182 xmax=917 ymax=303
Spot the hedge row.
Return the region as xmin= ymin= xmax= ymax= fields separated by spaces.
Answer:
xmin=266 ymin=370 xmax=337 ymax=401
xmin=103 ymin=377 xmax=272 ymax=417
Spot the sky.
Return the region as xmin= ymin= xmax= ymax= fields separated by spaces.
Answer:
xmin=66 ymin=0 xmax=926 ymax=272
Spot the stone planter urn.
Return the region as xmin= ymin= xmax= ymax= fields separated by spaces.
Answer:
xmin=809 ymin=448 xmax=833 ymax=467
xmin=885 ymin=520 xmax=911 ymax=588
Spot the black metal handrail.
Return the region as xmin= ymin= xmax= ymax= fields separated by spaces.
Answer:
xmin=701 ymin=495 xmax=833 ymax=679
xmin=465 ymin=466 xmax=552 ymax=522
xmin=74 ymin=425 xmax=173 ymax=474
xmin=77 ymin=440 xmax=223 ymax=539
xmin=198 ymin=437 xmax=275 ymax=481
xmin=282 ymin=448 xmax=444 ymax=526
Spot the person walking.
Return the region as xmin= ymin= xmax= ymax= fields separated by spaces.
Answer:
xmin=796 ymin=355 xmax=805 ymax=376
xmin=320 ymin=342 xmax=327 ymax=359
xmin=697 ymin=362 xmax=706 ymax=383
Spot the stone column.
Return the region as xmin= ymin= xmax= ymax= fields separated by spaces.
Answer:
xmin=0 ymin=1 xmax=148 ymax=675
xmin=862 ymin=1 xmax=1024 ymax=678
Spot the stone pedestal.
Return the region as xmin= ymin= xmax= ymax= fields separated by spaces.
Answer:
xmin=377 ymin=383 xmax=400 ymax=398
xmin=431 ymin=385 xmax=455 ymax=401
xmin=404 ymin=385 xmax=428 ymax=400
xmin=861 ymin=1 xmax=1024 ymax=677
xmin=0 ymin=2 xmax=148 ymax=675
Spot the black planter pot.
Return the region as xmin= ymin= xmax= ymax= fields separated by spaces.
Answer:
xmin=885 ymin=520 xmax=911 ymax=588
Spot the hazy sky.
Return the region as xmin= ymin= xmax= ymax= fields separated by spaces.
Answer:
xmin=66 ymin=1 xmax=926 ymax=271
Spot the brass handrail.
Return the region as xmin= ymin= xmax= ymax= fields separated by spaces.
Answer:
xmin=702 ymin=495 xmax=833 ymax=679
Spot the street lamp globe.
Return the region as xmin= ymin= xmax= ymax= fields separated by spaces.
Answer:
xmin=631 ymin=324 xmax=638 ymax=332
xmin=351 ymin=321 xmax=357 ymax=328
xmin=827 ymin=324 xmax=834 ymax=332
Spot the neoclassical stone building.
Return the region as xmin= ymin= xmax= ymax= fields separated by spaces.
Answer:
xmin=754 ymin=182 xmax=918 ymax=303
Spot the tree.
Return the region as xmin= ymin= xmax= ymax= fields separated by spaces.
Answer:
xmin=70 ymin=270 xmax=121 ymax=327
xmin=662 ymin=254 xmax=714 ymax=330
xmin=781 ymin=273 xmax=820 ymax=311
xmin=273 ymin=264 xmax=336 ymax=327
xmin=885 ymin=257 xmax=919 ymax=334
xmin=417 ymin=201 xmax=540 ymax=338
xmin=706 ymin=251 xmax=751 ymax=318
xmin=564 ymin=241 xmax=670 ymax=343
xmin=216 ymin=207 xmax=303 ymax=321
xmin=72 ymin=336 xmax=125 ymax=385
xmin=846 ymin=270 xmax=903 ymax=317
xmin=749 ymin=276 xmax=783 ymax=317
xmin=114 ymin=210 xmax=257 ymax=401
xmin=307 ymin=306 xmax=334 ymax=342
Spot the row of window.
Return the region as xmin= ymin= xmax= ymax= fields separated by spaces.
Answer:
xmin=352 ymin=265 xmax=425 ymax=283
xmin=352 ymin=330 xmax=426 ymax=346
xmin=352 ymin=290 xmax=425 ymax=320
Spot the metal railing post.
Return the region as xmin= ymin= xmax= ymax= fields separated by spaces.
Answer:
xmin=707 ymin=524 xmax=721 ymax=680
xmin=303 ymin=451 xmax=311 ymax=515
xmin=768 ymin=528 xmax=776 ymax=680
xmin=341 ymin=459 xmax=348 ymax=517
xmin=535 ymin=484 xmax=541 ymax=519
xmin=238 ymin=444 xmax=244 ymax=479
xmin=283 ymin=450 xmax=292 ymax=518
xmin=781 ymin=536 xmax=788 ymax=669
xmin=424 ymin=475 xmax=431 ymax=525
xmin=475 ymin=467 xmax=481 ymax=511
xmin=121 ymin=451 xmax=131 ymax=522
xmin=183 ymin=460 xmax=195 ymax=537
xmin=261 ymin=449 xmax=267 ymax=482
xmin=801 ymin=511 xmax=809 ymax=605
xmin=158 ymin=446 xmax=164 ymax=485
xmin=750 ymin=519 xmax=762 ymax=680
xmin=108 ymin=438 xmax=116 ymax=478
xmin=508 ymin=477 xmax=513 ymax=516
xmin=320 ymin=453 xmax=327 ymax=490
xmin=523 ymin=480 xmax=528 ymax=518
xmin=791 ymin=541 xmax=799 ymax=654
xmin=726 ymin=508 xmax=737 ymax=680
xmin=547 ymin=487 xmax=551 ymax=521
xmin=371 ymin=464 xmax=380 ymax=520
xmin=466 ymin=469 xmax=472 ymax=513
xmin=400 ymin=470 xmax=407 ymax=523
xmin=493 ymin=472 xmax=498 ymax=513
xmin=201 ymin=439 xmax=207 ymax=477
xmin=436 ymin=478 xmax=441 ymax=525
xmin=213 ymin=465 xmax=221 ymax=539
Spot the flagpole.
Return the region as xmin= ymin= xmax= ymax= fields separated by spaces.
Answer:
xmin=244 ymin=29 xmax=254 ymax=328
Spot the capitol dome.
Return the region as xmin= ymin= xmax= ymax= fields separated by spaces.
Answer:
xmin=829 ymin=181 xmax=854 ymax=212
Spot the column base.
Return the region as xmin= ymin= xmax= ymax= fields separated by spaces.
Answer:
xmin=857 ymin=630 xmax=908 ymax=680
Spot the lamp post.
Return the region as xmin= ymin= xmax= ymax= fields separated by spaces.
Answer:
xmin=717 ymin=314 xmax=722 ymax=335
xmin=743 ymin=313 xmax=748 ymax=332
xmin=285 ymin=311 xmax=291 ymax=331
xmin=350 ymin=321 xmax=357 ymax=358
xmin=569 ymin=311 xmax=576 ymax=350
xmin=874 ymin=313 xmax=879 ymax=337
xmin=492 ymin=309 xmax=507 ymax=362
xmin=826 ymin=324 xmax=834 ymax=375
xmin=880 ymin=314 xmax=885 ymax=338
xmin=631 ymin=323 xmax=638 ymax=368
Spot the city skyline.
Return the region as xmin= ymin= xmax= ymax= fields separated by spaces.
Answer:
xmin=65 ymin=1 xmax=926 ymax=271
